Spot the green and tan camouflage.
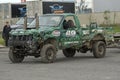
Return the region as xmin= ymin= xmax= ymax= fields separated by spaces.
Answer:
xmin=8 ymin=13 xmax=108 ymax=63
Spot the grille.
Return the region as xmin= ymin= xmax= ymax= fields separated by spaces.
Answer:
xmin=12 ymin=35 xmax=33 ymax=41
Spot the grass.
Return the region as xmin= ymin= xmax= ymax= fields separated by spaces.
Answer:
xmin=100 ymin=24 xmax=120 ymax=33
xmin=0 ymin=34 xmax=5 ymax=45
xmin=112 ymin=25 xmax=120 ymax=33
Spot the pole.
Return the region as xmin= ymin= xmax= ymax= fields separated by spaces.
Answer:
xmin=35 ymin=13 xmax=39 ymax=29
xmin=24 ymin=15 xmax=27 ymax=30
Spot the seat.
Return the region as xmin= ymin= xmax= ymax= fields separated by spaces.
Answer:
xmin=63 ymin=20 xmax=68 ymax=29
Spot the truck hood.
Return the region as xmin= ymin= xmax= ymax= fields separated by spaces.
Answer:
xmin=11 ymin=24 xmax=23 ymax=29
xmin=10 ymin=26 xmax=58 ymax=36
xmin=10 ymin=29 xmax=38 ymax=36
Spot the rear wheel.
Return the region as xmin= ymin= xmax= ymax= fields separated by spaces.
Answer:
xmin=93 ymin=41 xmax=106 ymax=58
xmin=9 ymin=47 xmax=24 ymax=63
xmin=41 ymin=44 xmax=57 ymax=63
xmin=63 ymin=48 xmax=76 ymax=57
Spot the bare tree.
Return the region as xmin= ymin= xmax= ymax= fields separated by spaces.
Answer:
xmin=103 ymin=10 xmax=110 ymax=25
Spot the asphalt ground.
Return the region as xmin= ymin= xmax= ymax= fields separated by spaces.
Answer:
xmin=0 ymin=48 xmax=120 ymax=80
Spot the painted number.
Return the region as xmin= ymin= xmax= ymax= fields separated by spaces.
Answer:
xmin=66 ymin=30 xmax=76 ymax=37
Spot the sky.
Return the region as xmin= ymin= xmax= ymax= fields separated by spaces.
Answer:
xmin=0 ymin=0 xmax=23 ymax=3
xmin=0 ymin=0 xmax=92 ymax=3
xmin=0 ymin=0 xmax=20 ymax=3
xmin=93 ymin=0 xmax=120 ymax=12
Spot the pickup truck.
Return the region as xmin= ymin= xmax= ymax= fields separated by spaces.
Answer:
xmin=8 ymin=13 xmax=107 ymax=63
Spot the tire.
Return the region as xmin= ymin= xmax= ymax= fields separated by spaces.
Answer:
xmin=63 ymin=48 xmax=76 ymax=57
xmin=41 ymin=44 xmax=57 ymax=63
xmin=93 ymin=41 xmax=106 ymax=58
xmin=9 ymin=47 xmax=24 ymax=63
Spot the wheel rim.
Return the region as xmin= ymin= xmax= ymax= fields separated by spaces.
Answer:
xmin=10 ymin=49 xmax=21 ymax=58
xmin=98 ymin=44 xmax=104 ymax=55
xmin=46 ymin=48 xmax=54 ymax=60
xmin=9 ymin=48 xmax=24 ymax=63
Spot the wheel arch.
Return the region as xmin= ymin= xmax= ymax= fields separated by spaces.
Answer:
xmin=44 ymin=38 xmax=58 ymax=49
xmin=92 ymin=33 xmax=106 ymax=41
xmin=90 ymin=33 xmax=106 ymax=48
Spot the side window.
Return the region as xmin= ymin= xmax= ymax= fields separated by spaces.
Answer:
xmin=63 ymin=16 xmax=76 ymax=30
xmin=65 ymin=16 xmax=76 ymax=27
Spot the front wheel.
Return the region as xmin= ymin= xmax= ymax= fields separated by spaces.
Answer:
xmin=9 ymin=47 xmax=24 ymax=63
xmin=63 ymin=48 xmax=76 ymax=57
xmin=41 ymin=44 xmax=57 ymax=63
xmin=93 ymin=41 xmax=106 ymax=58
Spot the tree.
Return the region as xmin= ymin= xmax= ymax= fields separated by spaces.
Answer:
xmin=103 ymin=10 xmax=110 ymax=25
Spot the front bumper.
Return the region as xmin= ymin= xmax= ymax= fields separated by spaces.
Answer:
xmin=8 ymin=35 xmax=39 ymax=54
xmin=8 ymin=40 xmax=34 ymax=47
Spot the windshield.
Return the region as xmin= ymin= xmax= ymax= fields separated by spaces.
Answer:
xmin=16 ymin=18 xmax=24 ymax=25
xmin=16 ymin=18 xmax=34 ymax=25
xmin=28 ymin=15 xmax=63 ymax=28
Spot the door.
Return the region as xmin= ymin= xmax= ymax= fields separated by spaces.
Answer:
xmin=60 ymin=15 xmax=82 ymax=49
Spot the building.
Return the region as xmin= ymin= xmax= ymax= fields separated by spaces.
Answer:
xmin=0 ymin=3 xmax=26 ymax=19
xmin=0 ymin=3 xmax=26 ymax=30
xmin=27 ymin=0 xmax=75 ymax=16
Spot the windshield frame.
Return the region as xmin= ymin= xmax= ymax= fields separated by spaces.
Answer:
xmin=28 ymin=15 xmax=64 ymax=28
xmin=16 ymin=18 xmax=34 ymax=25
xmin=16 ymin=18 xmax=24 ymax=25
xmin=39 ymin=15 xmax=64 ymax=27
